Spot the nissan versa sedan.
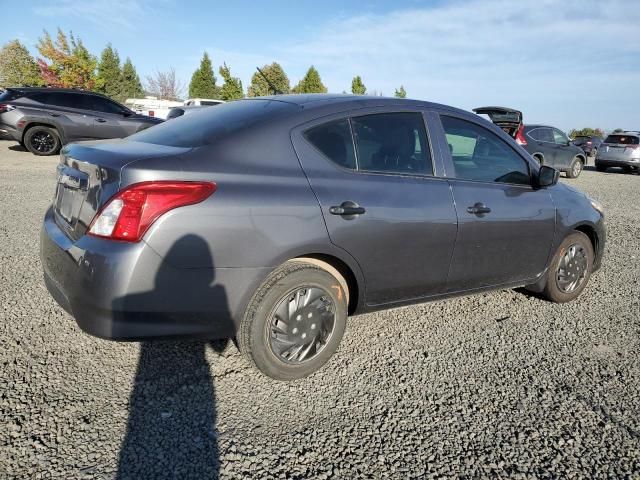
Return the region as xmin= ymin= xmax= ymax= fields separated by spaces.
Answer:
xmin=40 ymin=95 xmax=606 ymax=380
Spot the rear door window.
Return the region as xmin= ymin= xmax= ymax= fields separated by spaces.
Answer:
xmin=351 ymin=112 xmax=432 ymax=175
xmin=604 ymin=135 xmax=639 ymax=145
xmin=304 ymin=119 xmax=356 ymax=170
xmin=441 ymin=115 xmax=530 ymax=185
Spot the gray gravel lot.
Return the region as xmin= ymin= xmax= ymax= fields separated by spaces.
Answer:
xmin=0 ymin=141 xmax=639 ymax=479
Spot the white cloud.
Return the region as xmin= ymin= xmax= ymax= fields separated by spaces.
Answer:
xmin=277 ymin=0 xmax=640 ymax=129
xmin=33 ymin=0 xmax=150 ymax=30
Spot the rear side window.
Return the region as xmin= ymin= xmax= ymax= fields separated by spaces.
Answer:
xmin=441 ymin=115 xmax=530 ymax=185
xmin=604 ymin=135 xmax=639 ymax=145
xmin=0 ymin=89 xmax=22 ymax=102
xmin=129 ymin=99 xmax=298 ymax=147
xmin=529 ymin=127 xmax=554 ymax=143
xmin=304 ymin=119 xmax=356 ymax=169
xmin=352 ymin=112 xmax=432 ymax=175
xmin=31 ymin=92 xmax=91 ymax=109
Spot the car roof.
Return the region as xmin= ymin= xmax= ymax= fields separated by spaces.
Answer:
xmin=239 ymin=94 xmax=469 ymax=116
xmin=7 ymin=86 xmax=109 ymax=98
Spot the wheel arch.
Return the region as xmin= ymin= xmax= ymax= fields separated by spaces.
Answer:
xmin=573 ymin=223 xmax=599 ymax=259
xmin=22 ymin=122 xmax=64 ymax=144
xmin=531 ymin=152 xmax=545 ymax=164
xmin=293 ymin=253 xmax=362 ymax=315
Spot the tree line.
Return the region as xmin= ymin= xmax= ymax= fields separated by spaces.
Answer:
xmin=0 ymin=29 xmax=408 ymax=103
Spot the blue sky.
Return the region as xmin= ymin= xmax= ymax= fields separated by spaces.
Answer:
xmin=2 ymin=0 xmax=638 ymax=131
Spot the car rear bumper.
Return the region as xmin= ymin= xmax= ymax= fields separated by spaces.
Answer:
xmin=40 ymin=207 xmax=269 ymax=340
xmin=595 ymin=158 xmax=640 ymax=168
xmin=0 ymin=123 xmax=21 ymax=142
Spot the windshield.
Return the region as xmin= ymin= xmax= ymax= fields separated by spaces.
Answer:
xmin=128 ymin=99 xmax=298 ymax=147
xmin=604 ymin=135 xmax=639 ymax=145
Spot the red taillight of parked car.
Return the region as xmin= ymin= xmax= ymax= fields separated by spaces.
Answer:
xmin=88 ymin=181 xmax=216 ymax=242
xmin=515 ymin=124 xmax=527 ymax=146
xmin=0 ymin=103 xmax=14 ymax=113
xmin=148 ymin=110 xmax=155 ymax=117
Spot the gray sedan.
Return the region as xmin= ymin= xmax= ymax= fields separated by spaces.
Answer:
xmin=40 ymin=95 xmax=606 ymax=380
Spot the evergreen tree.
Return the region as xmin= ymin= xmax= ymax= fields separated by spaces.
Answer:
xmin=248 ymin=62 xmax=290 ymax=96
xmin=351 ymin=75 xmax=366 ymax=95
xmin=394 ymin=85 xmax=407 ymax=98
xmin=36 ymin=28 xmax=96 ymax=89
xmin=292 ymin=66 xmax=327 ymax=94
xmin=218 ymin=62 xmax=244 ymax=101
xmin=120 ymin=57 xmax=144 ymax=100
xmin=0 ymin=40 xmax=43 ymax=88
xmin=188 ymin=52 xmax=218 ymax=98
xmin=96 ymin=44 xmax=122 ymax=99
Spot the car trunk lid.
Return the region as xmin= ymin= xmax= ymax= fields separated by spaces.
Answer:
xmin=53 ymin=140 xmax=191 ymax=240
xmin=473 ymin=106 xmax=523 ymax=137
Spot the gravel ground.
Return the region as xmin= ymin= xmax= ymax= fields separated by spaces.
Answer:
xmin=1 ymin=141 xmax=639 ymax=479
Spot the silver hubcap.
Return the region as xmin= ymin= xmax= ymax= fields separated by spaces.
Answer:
xmin=268 ymin=287 xmax=335 ymax=364
xmin=556 ymin=244 xmax=588 ymax=293
xmin=573 ymin=160 xmax=582 ymax=176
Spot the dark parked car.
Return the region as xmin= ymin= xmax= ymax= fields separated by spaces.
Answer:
xmin=0 ymin=87 xmax=163 ymax=156
xmin=41 ymin=95 xmax=606 ymax=380
xmin=571 ymin=135 xmax=603 ymax=157
xmin=595 ymin=132 xmax=640 ymax=173
xmin=473 ymin=107 xmax=587 ymax=178
xmin=166 ymin=105 xmax=209 ymax=119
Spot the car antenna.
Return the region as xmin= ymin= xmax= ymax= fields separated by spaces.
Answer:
xmin=256 ymin=67 xmax=283 ymax=95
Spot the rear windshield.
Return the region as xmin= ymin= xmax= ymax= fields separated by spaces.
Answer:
xmin=604 ymin=135 xmax=639 ymax=145
xmin=129 ymin=99 xmax=298 ymax=147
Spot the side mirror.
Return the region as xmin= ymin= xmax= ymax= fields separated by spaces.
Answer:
xmin=537 ymin=165 xmax=559 ymax=187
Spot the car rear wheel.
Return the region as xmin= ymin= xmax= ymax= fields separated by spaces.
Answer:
xmin=24 ymin=126 xmax=61 ymax=156
xmin=238 ymin=260 xmax=348 ymax=380
xmin=566 ymin=156 xmax=583 ymax=178
xmin=541 ymin=231 xmax=594 ymax=303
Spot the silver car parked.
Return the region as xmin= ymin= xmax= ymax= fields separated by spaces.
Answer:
xmin=595 ymin=132 xmax=640 ymax=173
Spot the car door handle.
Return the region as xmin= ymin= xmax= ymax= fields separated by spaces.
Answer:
xmin=467 ymin=203 xmax=491 ymax=215
xmin=96 ymin=118 xmax=107 ymax=123
xmin=330 ymin=202 xmax=365 ymax=216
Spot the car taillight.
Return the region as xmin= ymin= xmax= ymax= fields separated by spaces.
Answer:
xmin=0 ymin=103 xmax=15 ymax=113
xmin=148 ymin=110 xmax=154 ymax=117
xmin=515 ymin=124 xmax=527 ymax=146
xmin=88 ymin=181 xmax=215 ymax=242
xmin=625 ymin=145 xmax=639 ymax=150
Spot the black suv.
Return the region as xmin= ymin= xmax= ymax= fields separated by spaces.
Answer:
xmin=474 ymin=107 xmax=587 ymax=179
xmin=0 ymin=88 xmax=163 ymax=156
xmin=572 ymin=135 xmax=603 ymax=157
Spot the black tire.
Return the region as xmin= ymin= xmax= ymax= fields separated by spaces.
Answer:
xmin=541 ymin=231 xmax=594 ymax=303
xmin=238 ymin=260 xmax=348 ymax=380
xmin=622 ymin=166 xmax=633 ymax=174
xmin=595 ymin=164 xmax=607 ymax=172
xmin=24 ymin=126 xmax=61 ymax=156
xmin=566 ymin=156 xmax=583 ymax=178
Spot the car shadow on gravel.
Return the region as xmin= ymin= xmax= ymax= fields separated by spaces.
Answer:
xmin=115 ymin=235 xmax=233 ymax=479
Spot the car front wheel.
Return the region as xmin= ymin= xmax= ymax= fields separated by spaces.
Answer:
xmin=24 ymin=126 xmax=61 ymax=156
xmin=541 ymin=231 xmax=594 ymax=303
xmin=239 ymin=260 xmax=348 ymax=380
